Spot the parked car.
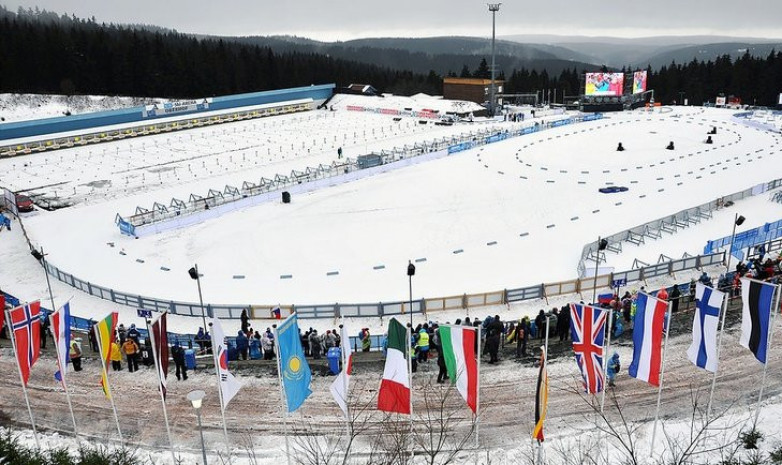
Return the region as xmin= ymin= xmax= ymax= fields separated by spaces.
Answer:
xmin=15 ymin=194 xmax=34 ymax=212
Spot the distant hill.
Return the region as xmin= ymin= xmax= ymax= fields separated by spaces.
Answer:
xmin=502 ymin=34 xmax=782 ymax=68
xmin=227 ymin=35 xmax=601 ymax=76
xmin=639 ymin=42 xmax=782 ymax=69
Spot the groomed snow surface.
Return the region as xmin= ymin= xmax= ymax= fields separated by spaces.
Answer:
xmin=4 ymin=100 xmax=782 ymax=306
xmin=1 ymin=95 xmax=782 ymax=464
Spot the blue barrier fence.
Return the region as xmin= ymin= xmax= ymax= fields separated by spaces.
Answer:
xmin=704 ymin=218 xmax=782 ymax=261
xmin=0 ymin=84 xmax=335 ymax=142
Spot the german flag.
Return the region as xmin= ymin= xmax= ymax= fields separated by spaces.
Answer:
xmin=532 ymin=346 xmax=549 ymax=442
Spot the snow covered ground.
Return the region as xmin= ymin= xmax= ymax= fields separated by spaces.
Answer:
xmin=3 ymin=102 xmax=781 ymax=309
xmin=2 ymin=94 xmax=782 ymax=464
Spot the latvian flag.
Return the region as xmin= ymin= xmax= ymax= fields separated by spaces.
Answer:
xmin=628 ymin=292 xmax=668 ymax=386
xmin=439 ymin=325 xmax=478 ymax=413
xmin=740 ymin=278 xmax=778 ymax=364
xmin=378 ymin=318 xmax=411 ymax=414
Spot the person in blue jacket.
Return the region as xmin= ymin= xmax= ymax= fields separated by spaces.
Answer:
xmin=249 ymin=332 xmax=262 ymax=360
xmin=236 ymin=330 xmax=249 ymax=361
xmin=607 ymin=352 xmax=621 ymax=387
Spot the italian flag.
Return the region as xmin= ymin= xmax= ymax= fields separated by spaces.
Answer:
xmin=377 ymin=318 xmax=411 ymax=414
xmin=439 ymin=325 xmax=478 ymax=413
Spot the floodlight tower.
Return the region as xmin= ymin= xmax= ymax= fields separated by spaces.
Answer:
xmin=488 ymin=3 xmax=501 ymax=116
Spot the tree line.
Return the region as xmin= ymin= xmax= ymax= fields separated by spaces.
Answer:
xmin=1 ymin=6 xmax=781 ymax=106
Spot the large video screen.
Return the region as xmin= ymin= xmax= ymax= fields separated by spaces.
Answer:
xmin=633 ymin=71 xmax=648 ymax=94
xmin=585 ymin=72 xmax=625 ymax=96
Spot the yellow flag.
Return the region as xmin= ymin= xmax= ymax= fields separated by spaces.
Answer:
xmin=95 ymin=312 xmax=118 ymax=398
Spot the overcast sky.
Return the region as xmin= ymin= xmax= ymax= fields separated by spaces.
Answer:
xmin=4 ymin=0 xmax=782 ymax=41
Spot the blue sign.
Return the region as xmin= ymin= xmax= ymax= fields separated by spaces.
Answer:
xmin=612 ymin=278 xmax=627 ymax=288
xmin=137 ymin=309 xmax=152 ymax=319
xmin=118 ymin=219 xmax=136 ymax=237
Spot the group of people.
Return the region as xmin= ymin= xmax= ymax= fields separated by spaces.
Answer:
xmin=67 ymin=320 xmax=190 ymax=380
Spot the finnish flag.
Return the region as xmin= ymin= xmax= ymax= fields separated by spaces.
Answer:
xmin=687 ymin=283 xmax=725 ymax=373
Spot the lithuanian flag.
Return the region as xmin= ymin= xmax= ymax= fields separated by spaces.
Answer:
xmin=95 ymin=312 xmax=118 ymax=399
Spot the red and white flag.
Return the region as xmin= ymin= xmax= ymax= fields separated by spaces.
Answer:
xmin=9 ymin=301 xmax=42 ymax=386
xmin=50 ymin=302 xmax=71 ymax=385
xmin=151 ymin=313 xmax=169 ymax=399
xmin=330 ymin=324 xmax=354 ymax=415
xmin=0 ymin=294 xmax=5 ymax=339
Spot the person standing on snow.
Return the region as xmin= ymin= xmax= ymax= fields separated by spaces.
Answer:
xmin=486 ymin=315 xmax=503 ymax=364
xmin=607 ymin=352 xmax=621 ymax=387
xmin=171 ymin=343 xmax=188 ymax=381
xmin=236 ymin=330 xmax=249 ymax=361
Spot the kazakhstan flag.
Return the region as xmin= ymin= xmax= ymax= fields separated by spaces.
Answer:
xmin=278 ymin=313 xmax=312 ymax=412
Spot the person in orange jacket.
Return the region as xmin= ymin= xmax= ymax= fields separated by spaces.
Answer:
xmin=110 ymin=341 xmax=122 ymax=371
xmin=122 ymin=338 xmax=139 ymax=373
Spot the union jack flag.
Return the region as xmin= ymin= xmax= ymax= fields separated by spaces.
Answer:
xmin=569 ymin=303 xmax=608 ymax=394
xmin=9 ymin=301 xmax=42 ymax=386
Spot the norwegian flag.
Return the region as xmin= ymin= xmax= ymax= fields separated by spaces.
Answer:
xmin=569 ymin=303 xmax=608 ymax=394
xmin=9 ymin=301 xmax=42 ymax=386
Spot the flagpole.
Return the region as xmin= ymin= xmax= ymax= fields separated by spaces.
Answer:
xmin=340 ymin=321 xmax=352 ymax=457
xmin=407 ymin=324 xmax=414 ymax=465
xmin=273 ymin=324 xmax=292 ymax=465
xmin=753 ymin=282 xmax=781 ymax=427
xmin=650 ymin=300 xmax=673 ymax=456
xmin=147 ymin=316 xmax=177 ymax=465
xmin=6 ymin=308 xmax=41 ymax=450
xmin=707 ymin=291 xmax=730 ymax=419
xmin=539 ymin=314 xmax=550 ymax=465
xmin=475 ymin=324 xmax=482 ymax=454
xmin=93 ymin=324 xmax=123 ymax=441
xmin=600 ymin=306 xmax=614 ymax=413
xmin=49 ymin=311 xmax=78 ymax=435
xmin=210 ymin=320 xmax=232 ymax=463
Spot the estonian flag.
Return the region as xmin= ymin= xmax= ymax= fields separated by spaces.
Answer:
xmin=739 ymin=278 xmax=778 ymax=364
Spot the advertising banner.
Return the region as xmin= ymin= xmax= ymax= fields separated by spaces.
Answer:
xmin=143 ymin=98 xmax=212 ymax=118
xmin=585 ymin=73 xmax=625 ymax=96
xmin=632 ymin=71 xmax=647 ymax=94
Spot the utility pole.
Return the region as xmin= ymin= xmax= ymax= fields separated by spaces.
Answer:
xmin=488 ymin=3 xmax=501 ymax=116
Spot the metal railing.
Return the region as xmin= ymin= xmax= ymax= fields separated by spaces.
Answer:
xmin=577 ymin=178 xmax=782 ymax=277
xmin=36 ymin=248 xmax=724 ymax=321
xmin=118 ymin=112 xmax=605 ymax=235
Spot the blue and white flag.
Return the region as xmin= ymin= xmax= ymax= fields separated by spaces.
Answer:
xmin=740 ymin=278 xmax=778 ymax=364
xmin=686 ymin=283 xmax=725 ymax=373
xmin=277 ymin=313 xmax=312 ymax=413
xmin=50 ymin=303 xmax=71 ymax=384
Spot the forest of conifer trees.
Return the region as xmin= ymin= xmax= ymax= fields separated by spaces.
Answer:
xmin=1 ymin=6 xmax=781 ymax=106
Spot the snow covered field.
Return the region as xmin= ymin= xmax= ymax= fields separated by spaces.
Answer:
xmin=2 ymin=94 xmax=782 ymax=464
xmin=3 ymin=101 xmax=781 ymax=309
